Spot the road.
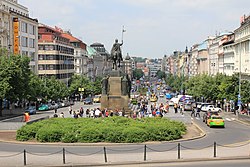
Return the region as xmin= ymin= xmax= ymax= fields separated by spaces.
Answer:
xmin=107 ymin=159 xmax=250 ymax=167
xmin=0 ymin=100 xmax=249 ymax=166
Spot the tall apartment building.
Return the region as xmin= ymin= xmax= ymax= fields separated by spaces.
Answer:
xmin=234 ymin=15 xmax=250 ymax=80
xmin=61 ymin=31 xmax=88 ymax=76
xmin=123 ymin=53 xmax=133 ymax=79
xmin=38 ymin=24 xmax=74 ymax=85
xmin=0 ymin=0 xmax=38 ymax=73
xmin=197 ymin=40 xmax=209 ymax=75
xmin=221 ymin=33 xmax=235 ymax=76
xmin=90 ymin=42 xmax=110 ymax=77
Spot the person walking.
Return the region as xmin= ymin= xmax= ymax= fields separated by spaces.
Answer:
xmin=68 ymin=105 xmax=72 ymax=115
xmin=191 ymin=108 xmax=196 ymax=117
xmin=174 ymin=103 xmax=178 ymax=114
xmin=196 ymin=106 xmax=201 ymax=118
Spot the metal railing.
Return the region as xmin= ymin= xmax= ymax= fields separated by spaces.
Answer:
xmin=0 ymin=141 xmax=249 ymax=166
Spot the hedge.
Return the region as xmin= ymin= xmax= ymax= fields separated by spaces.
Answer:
xmin=16 ymin=117 xmax=186 ymax=143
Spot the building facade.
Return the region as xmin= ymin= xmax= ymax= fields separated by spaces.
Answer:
xmin=0 ymin=0 xmax=38 ymax=74
xmin=234 ymin=15 xmax=250 ymax=80
xmin=38 ymin=24 xmax=74 ymax=85
xmin=61 ymin=31 xmax=88 ymax=76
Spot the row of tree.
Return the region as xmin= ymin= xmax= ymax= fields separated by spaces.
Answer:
xmin=164 ymin=72 xmax=250 ymax=104
xmin=0 ymin=49 xmax=102 ymax=116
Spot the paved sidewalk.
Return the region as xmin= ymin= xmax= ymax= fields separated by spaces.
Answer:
xmin=0 ymin=141 xmax=249 ymax=167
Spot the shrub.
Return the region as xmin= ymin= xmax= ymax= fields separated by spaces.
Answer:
xmin=122 ymin=127 xmax=148 ymax=143
xmin=16 ymin=117 xmax=186 ymax=143
xmin=36 ymin=125 xmax=64 ymax=142
xmin=16 ymin=122 xmax=43 ymax=141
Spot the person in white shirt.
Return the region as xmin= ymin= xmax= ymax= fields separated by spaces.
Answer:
xmin=95 ymin=108 xmax=101 ymax=118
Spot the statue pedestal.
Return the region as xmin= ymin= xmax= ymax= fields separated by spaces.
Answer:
xmin=101 ymin=74 xmax=131 ymax=115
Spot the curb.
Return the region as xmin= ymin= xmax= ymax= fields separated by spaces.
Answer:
xmin=0 ymin=123 xmax=206 ymax=146
xmin=50 ymin=156 xmax=250 ymax=167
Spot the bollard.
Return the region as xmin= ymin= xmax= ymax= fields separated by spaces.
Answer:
xmin=23 ymin=149 xmax=27 ymax=166
xmin=214 ymin=142 xmax=217 ymax=157
xmin=63 ymin=148 xmax=66 ymax=164
xmin=103 ymin=147 xmax=107 ymax=163
xmin=144 ymin=145 xmax=147 ymax=161
xmin=177 ymin=143 xmax=181 ymax=159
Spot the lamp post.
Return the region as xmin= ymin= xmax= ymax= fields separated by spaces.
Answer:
xmin=238 ymin=42 xmax=242 ymax=115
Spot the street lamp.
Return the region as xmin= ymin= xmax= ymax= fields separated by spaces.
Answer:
xmin=238 ymin=42 xmax=242 ymax=114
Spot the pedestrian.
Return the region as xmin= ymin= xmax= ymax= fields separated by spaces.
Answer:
xmin=24 ymin=112 xmax=30 ymax=122
xmin=174 ymin=103 xmax=178 ymax=113
xmin=79 ymin=107 xmax=84 ymax=117
xmin=196 ymin=107 xmax=201 ymax=118
xmin=180 ymin=104 xmax=184 ymax=115
xmin=54 ymin=106 xmax=57 ymax=113
xmin=68 ymin=105 xmax=72 ymax=115
xmin=85 ymin=108 xmax=90 ymax=117
xmin=191 ymin=108 xmax=195 ymax=117
xmin=59 ymin=112 xmax=64 ymax=118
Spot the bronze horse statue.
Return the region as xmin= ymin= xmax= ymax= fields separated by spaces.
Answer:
xmin=110 ymin=39 xmax=123 ymax=70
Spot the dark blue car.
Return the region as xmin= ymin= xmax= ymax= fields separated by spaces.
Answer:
xmin=25 ymin=106 xmax=37 ymax=115
xmin=83 ymin=98 xmax=93 ymax=105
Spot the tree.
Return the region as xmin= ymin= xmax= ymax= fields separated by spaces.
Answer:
xmin=132 ymin=69 xmax=144 ymax=80
xmin=0 ymin=49 xmax=31 ymax=115
xmin=156 ymin=70 xmax=166 ymax=79
xmin=165 ymin=74 xmax=182 ymax=93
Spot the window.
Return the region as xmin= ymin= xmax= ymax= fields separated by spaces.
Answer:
xmin=29 ymin=24 xmax=35 ymax=35
xmin=21 ymin=22 xmax=27 ymax=33
xmin=21 ymin=37 xmax=28 ymax=47
xmin=29 ymin=38 xmax=35 ymax=48
xmin=29 ymin=52 xmax=35 ymax=61
xmin=22 ymin=51 xmax=28 ymax=56
xmin=44 ymin=45 xmax=54 ymax=50
xmin=38 ymin=45 xmax=44 ymax=50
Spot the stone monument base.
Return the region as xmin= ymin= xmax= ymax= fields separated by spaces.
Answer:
xmin=101 ymin=73 xmax=131 ymax=116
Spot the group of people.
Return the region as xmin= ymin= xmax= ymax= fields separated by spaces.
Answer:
xmin=67 ymin=105 xmax=126 ymax=119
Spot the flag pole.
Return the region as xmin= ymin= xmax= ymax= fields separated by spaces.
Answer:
xmin=121 ymin=25 xmax=125 ymax=42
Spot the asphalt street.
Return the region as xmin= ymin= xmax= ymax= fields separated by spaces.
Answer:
xmin=0 ymin=99 xmax=249 ymax=166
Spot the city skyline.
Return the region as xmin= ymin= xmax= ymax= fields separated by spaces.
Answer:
xmin=20 ymin=0 xmax=250 ymax=58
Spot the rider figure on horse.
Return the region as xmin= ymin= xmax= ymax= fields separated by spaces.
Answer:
xmin=110 ymin=39 xmax=123 ymax=70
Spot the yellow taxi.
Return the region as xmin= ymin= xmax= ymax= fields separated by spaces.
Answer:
xmin=93 ymin=95 xmax=101 ymax=103
xmin=207 ymin=115 xmax=225 ymax=128
xmin=150 ymin=94 xmax=158 ymax=102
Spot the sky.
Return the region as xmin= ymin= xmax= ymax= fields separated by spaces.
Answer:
xmin=19 ymin=0 xmax=250 ymax=59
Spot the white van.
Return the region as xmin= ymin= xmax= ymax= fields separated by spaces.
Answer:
xmin=169 ymin=97 xmax=179 ymax=106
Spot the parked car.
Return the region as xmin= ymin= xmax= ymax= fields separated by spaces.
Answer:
xmin=93 ymin=95 xmax=101 ymax=103
xmin=25 ymin=106 xmax=37 ymax=115
xmin=184 ymin=103 xmax=193 ymax=111
xmin=60 ymin=100 xmax=70 ymax=107
xmin=38 ymin=104 xmax=49 ymax=111
xmin=83 ymin=98 xmax=93 ymax=105
xmin=51 ymin=102 xmax=59 ymax=109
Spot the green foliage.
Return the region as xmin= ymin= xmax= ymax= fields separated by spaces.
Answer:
xmin=165 ymin=74 xmax=183 ymax=92
xmin=69 ymin=74 xmax=101 ymax=97
xmin=156 ymin=70 xmax=166 ymax=79
xmin=184 ymin=73 xmax=250 ymax=103
xmin=36 ymin=124 xmax=64 ymax=142
xmin=16 ymin=122 xmax=43 ymax=141
xmin=133 ymin=69 xmax=144 ymax=80
xmin=16 ymin=117 xmax=186 ymax=143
